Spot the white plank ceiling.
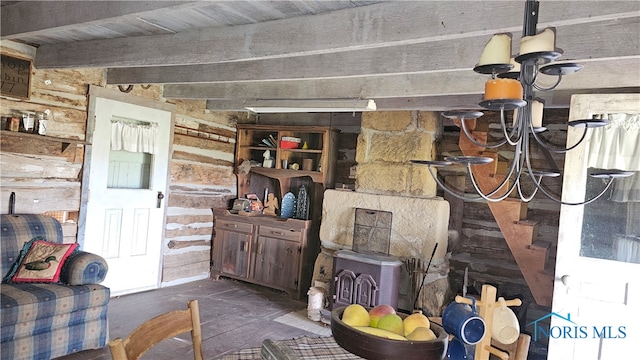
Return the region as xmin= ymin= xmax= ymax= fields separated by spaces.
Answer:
xmin=1 ymin=1 xmax=639 ymax=111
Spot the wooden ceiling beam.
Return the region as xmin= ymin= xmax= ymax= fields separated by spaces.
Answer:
xmin=166 ymin=57 xmax=640 ymax=107
xmin=33 ymin=1 xmax=639 ymax=69
xmin=0 ymin=1 xmax=203 ymax=39
xmin=107 ymin=17 xmax=639 ymax=85
xmin=204 ymin=86 xmax=640 ymax=112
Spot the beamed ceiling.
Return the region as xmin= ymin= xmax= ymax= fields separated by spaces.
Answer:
xmin=2 ymin=1 xmax=639 ymax=112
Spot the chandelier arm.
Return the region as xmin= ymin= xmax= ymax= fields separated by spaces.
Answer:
xmin=500 ymin=107 xmax=523 ymax=146
xmin=530 ymin=124 xmax=589 ymax=153
xmin=534 ymin=176 xmax=616 ymax=206
xmin=426 ymin=166 xmax=485 ymax=202
xmin=533 ymin=73 xmax=562 ymax=92
xmin=472 ymin=135 xmax=528 ymax=199
xmin=460 ymin=116 xmax=508 ymax=149
xmin=519 ymin=136 xmax=545 ymax=201
xmin=516 ymin=178 xmax=540 ymax=202
xmin=466 ymin=163 xmax=520 ymax=202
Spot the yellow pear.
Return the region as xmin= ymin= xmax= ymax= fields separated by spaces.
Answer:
xmin=406 ymin=327 xmax=437 ymax=341
xmin=376 ymin=313 xmax=404 ymax=336
xmin=341 ymin=304 xmax=370 ymax=327
xmin=354 ymin=326 xmax=408 ymax=341
xmin=403 ymin=312 xmax=431 ymax=336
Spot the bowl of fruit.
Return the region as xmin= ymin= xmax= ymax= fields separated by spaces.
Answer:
xmin=331 ymin=304 xmax=448 ymax=360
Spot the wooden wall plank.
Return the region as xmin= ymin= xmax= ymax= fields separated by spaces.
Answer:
xmin=167 ymin=192 xmax=234 ymax=209
xmin=165 ymin=226 xmax=213 ymax=239
xmin=166 ymin=214 xmax=214 ymax=226
xmin=0 ymin=183 xmax=81 ymax=213
xmin=162 ymin=250 xmax=210 ymax=282
xmin=170 ymin=161 xmax=236 ymax=186
xmin=173 ymin=133 xmax=235 ymax=153
xmin=172 ymin=150 xmax=233 ymax=166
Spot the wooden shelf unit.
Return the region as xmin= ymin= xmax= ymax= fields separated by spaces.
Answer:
xmin=235 ymin=124 xmax=339 ymax=201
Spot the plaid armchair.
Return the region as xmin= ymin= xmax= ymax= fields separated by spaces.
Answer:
xmin=1 ymin=214 xmax=110 ymax=360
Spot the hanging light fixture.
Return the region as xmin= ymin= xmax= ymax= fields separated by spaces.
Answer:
xmin=411 ymin=0 xmax=632 ymax=205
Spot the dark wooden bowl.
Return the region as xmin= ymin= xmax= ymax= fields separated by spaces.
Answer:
xmin=331 ymin=307 xmax=448 ymax=360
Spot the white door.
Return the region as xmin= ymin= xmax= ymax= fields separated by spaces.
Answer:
xmin=81 ymin=87 xmax=173 ymax=296
xmin=548 ymin=94 xmax=640 ymax=360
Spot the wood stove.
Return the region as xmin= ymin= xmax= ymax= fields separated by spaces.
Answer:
xmin=331 ymin=250 xmax=402 ymax=309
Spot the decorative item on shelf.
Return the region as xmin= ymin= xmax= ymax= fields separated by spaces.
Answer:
xmin=21 ymin=111 xmax=35 ymax=133
xmin=246 ymin=194 xmax=263 ymax=213
xmin=295 ymin=185 xmax=310 ymax=220
xmin=262 ymin=193 xmax=279 ymax=216
xmin=7 ymin=114 xmax=20 ymax=132
xmin=281 ymin=136 xmax=301 ymax=149
xmin=262 ymin=150 xmax=274 ymax=168
xmin=411 ymin=0 xmax=632 ymax=205
xmin=230 ymin=198 xmax=250 ymax=214
xmin=302 ymin=159 xmax=314 ymax=171
xmin=38 ymin=109 xmax=50 ymax=135
xmin=280 ymin=192 xmax=297 ymax=219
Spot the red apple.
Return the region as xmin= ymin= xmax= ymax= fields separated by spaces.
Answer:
xmin=368 ymin=304 xmax=396 ymax=327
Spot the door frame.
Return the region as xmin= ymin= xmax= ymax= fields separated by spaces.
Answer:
xmin=78 ymin=85 xmax=175 ymax=264
xmin=549 ymin=93 xmax=640 ymax=359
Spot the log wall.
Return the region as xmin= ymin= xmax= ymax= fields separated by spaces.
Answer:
xmin=1 ymin=41 xmax=241 ymax=286
xmin=1 ymin=41 xmax=101 ymax=243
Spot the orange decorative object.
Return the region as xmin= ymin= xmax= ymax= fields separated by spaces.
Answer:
xmin=484 ymin=79 xmax=523 ymax=100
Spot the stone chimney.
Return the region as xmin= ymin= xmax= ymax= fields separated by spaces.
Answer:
xmin=313 ymin=111 xmax=451 ymax=315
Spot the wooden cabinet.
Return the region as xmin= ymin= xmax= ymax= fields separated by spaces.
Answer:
xmin=235 ymin=125 xmax=339 ymax=205
xmin=215 ymin=218 xmax=253 ymax=278
xmin=211 ymin=209 xmax=320 ymax=300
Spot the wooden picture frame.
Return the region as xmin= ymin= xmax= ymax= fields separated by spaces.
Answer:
xmin=1 ymin=54 xmax=31 ymax=99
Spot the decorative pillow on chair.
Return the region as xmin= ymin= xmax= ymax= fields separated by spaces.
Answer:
xmin=11 ymin=240 xmax=78 ymax=283
xmin=2 ymin=236 xmax=44 ymax=283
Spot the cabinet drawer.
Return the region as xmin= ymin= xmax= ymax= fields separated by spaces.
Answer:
xmin=258 ymin=225 xmax=302 ymax=242
xmin=217 ymin=219 xmax=253 ymax=233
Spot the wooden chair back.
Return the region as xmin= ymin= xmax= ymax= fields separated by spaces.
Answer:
xmin=108 ymin=299 xmax=203 ymax=360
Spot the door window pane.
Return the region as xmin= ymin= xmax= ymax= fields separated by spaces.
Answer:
xmin=107 ymin=150 xmax=152 ymax=189
xmin=580 ymin=173 xmax=640 ymax=263
xmin=580 ymin=112 xmax=640 ymax=264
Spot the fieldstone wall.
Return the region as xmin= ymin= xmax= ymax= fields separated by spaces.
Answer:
xmin=314 ymin=111 xmax=451 ymax=315
xmin=355 ymin=110 xmax=439 ymax=197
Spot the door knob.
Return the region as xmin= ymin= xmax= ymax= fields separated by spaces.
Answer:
xmin=560 ymin=275 xmax=572 ymax=288
xmin=157 ymin=191 xmax=165 ymax=208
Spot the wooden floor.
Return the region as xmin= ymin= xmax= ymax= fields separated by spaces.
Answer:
xmin=55 ymin=278 xmax=325 ymax=360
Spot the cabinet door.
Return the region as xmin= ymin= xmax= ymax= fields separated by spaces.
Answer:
xmin=254 ymin=235 xmax=301 ymax=290
xmin=218 ymin=229 xmax=252 ymax=278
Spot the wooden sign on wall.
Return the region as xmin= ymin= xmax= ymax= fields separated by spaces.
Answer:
xmin=1 ymin=54 xmax=31 ymax=99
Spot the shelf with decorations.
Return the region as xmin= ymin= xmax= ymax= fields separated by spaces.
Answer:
xmin=235 ymin=125 xmax=339 ymax=206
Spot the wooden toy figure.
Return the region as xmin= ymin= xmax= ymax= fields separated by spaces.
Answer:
xmin=263 ymin=193 xmax=279 ymax=216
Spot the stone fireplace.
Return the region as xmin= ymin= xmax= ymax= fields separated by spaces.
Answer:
xmin=312 ymin=111 xmax=451 ymax=316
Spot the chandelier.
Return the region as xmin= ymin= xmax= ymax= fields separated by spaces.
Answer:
xmin=412 ymin=0 xmax=632 ymax=205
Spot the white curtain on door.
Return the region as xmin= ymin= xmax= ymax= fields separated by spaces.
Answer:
xmin=587 ymin=113 xmax=640 ymax=202
xmin=110 ymin=119 xmax=158 ymax=154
